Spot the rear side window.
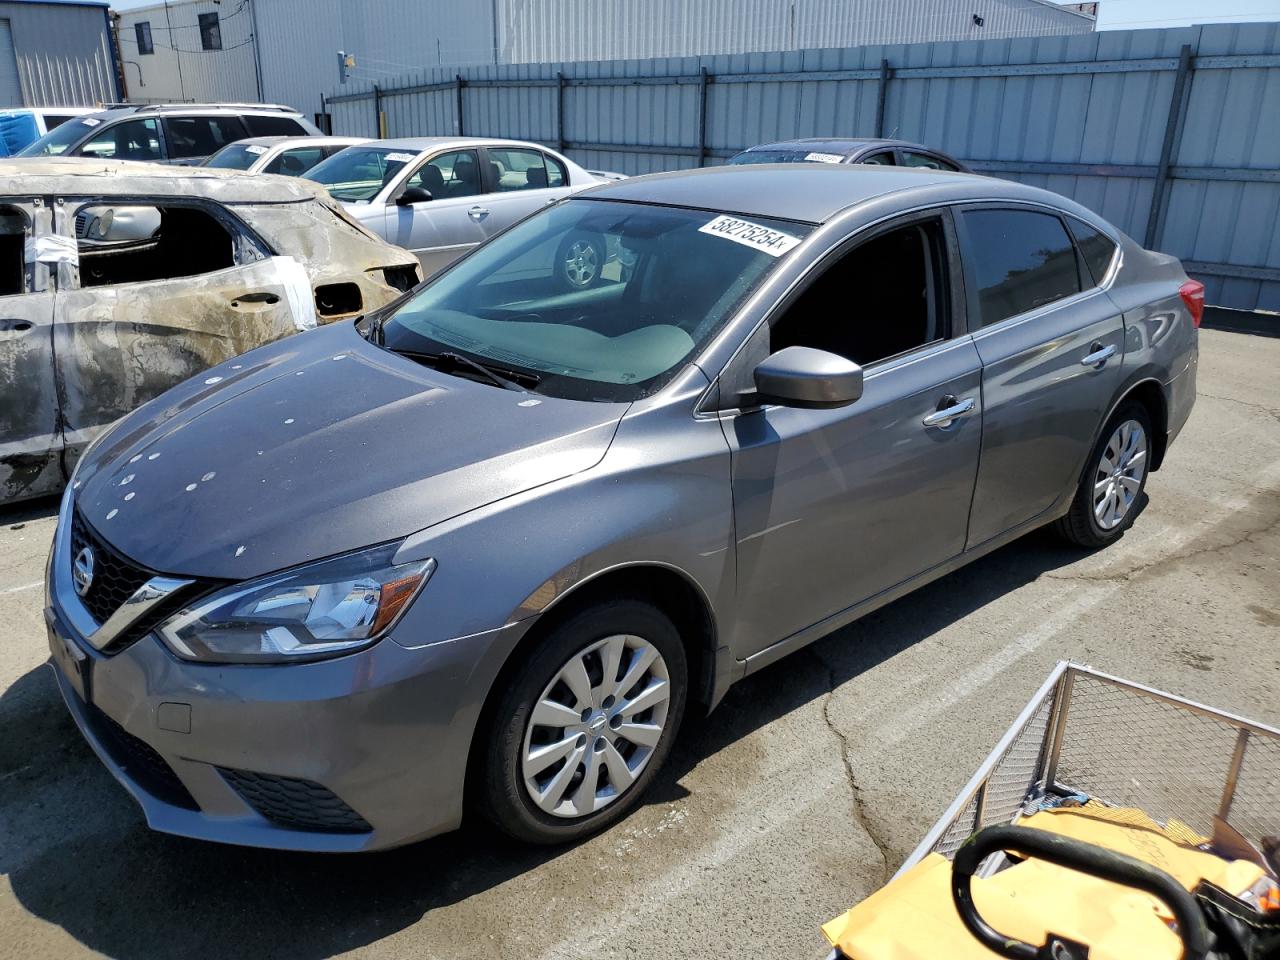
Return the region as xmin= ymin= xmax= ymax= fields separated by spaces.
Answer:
xmin=163 ymin=115 xmax=248 ymax=159
xmin=243 ymin=115 xmax=308 ymax=137
xmin=487 ymin=147 xmax=554 ymax=192
xmin=962 ymin=209 xmax=1081 ymax=327
xmin=1068 ymin=218 xmax=1118 ymax=288
xmin=902 ymin=150 xmax=958 ymax=172
xmin=861 ymin=150 xmax=894 ymax=166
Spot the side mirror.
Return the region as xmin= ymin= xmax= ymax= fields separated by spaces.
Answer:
xmin=397 ymin=186 xmax=432 ymax=206
xmin=753 ymin=346 xmax=864 ymax=409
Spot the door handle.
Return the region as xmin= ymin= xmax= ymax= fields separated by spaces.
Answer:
xmin=0 ymin=318 xmax=33 ymax=333
xmin=230 ymin=292 xmax=280 ymax=307
xmin=923 ymin=396 xmax=976 ymax=428
xmin=1080 ymin=343 xmax=1117 ymax=367
xmin=468 ymin=206 xmax=490 ymax=221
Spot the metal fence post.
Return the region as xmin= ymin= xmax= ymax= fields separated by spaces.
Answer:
xmin=875 ymin=57 xmax=891 ymax=138
xmin=372 ymin=84 xmax=382 ymax=138
xmin=456 ymin=73 xmax=466 ymax=137
xmin=557 ymin=71 xmax=566 ymax=153
xmin=1145 ymin=43 xmax=1194 ymax=249
xmin=697 ymin=65 xmax=710 ymax=167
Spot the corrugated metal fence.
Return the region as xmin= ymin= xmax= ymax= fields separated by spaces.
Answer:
xmin=327 ymin=22 xmax=1280 ymax=312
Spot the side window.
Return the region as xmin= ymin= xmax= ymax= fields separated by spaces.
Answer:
xmin=770 ymin=218 xmax=950 ymax=367
xmin=1068 ymin=217 xmax=1118 ymax=288
xmin=962 ymin=209 xmax=1081 ymax=327
xmin=135 ymin=21 xmax=154 ymax=55
xmin=485 ymin=147 xmax=553 ymax=192
xmin=163 ymin=116 xmax=248 ymax=159
xmin=243 ymin=114 xmax=307 ymax=137
xmin=78 ymin=118 xmax=161 ymax=161
xmin=264 ymin=146 xmax=325 ymax=176
xmin=903 ymin=151 xmax=958 ymax=172
xmin=406 ymin=149 xmax=480 ymax=200
xmin=544 ymin=152 xmax=568 ymax=187
xmin=0 ymin=206 xmax=27 ymax=296
xmin=74 ymin=203 xmax=235 ymax=287
xmin=860 ymin=150 xmax=894 ymax=166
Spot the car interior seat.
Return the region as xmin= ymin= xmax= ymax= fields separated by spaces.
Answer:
xmin=526 ymin=165 xmax=549 ymax=189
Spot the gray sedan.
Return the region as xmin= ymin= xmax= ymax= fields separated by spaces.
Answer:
xmin=46 ymin=164 xmax=1199 ymax=851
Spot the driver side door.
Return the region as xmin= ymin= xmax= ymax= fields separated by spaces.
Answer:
xmin=384 ymin=149 xmax=488 ymax=278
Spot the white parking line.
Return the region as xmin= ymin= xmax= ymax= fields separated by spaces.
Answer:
xmin=1 ymin=580 xmax=41 ymax=596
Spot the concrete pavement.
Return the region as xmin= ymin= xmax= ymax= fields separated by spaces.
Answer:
xmin=0 ymin=325 xmax=1276 ymax=960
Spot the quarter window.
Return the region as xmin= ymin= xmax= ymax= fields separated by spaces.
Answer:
xmin=78 ymin=118 xmax=162 ymax=162
xmin=962 ymin=209 xmax=1081 ymax=327
xmin=545 ymin=152 xmax=568 ymax=187
xmin=198 ymin=12 xmax=221 ymax=50
xmin=406 ymin=149 xmax=481 ymax=200
xmin=1068 ymin=218 xmax=1118 ymax=288
xmin=771 ymin=218 xmax=950 ymax=367
xmin=134 ymin=21 xmax=154 ymax=55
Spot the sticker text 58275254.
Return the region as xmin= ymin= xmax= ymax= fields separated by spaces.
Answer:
xmin=698 ymin=215 xmax=802 ymax=257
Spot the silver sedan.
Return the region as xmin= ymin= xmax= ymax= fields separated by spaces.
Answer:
xmin=47 ymin=164 xmax=1198 ymax=852
xmin=305 ymin=136 xmax=602 ymax=277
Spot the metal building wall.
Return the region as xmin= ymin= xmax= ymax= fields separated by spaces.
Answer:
xmin=497 ymin=0 xmax=1094 ymax=64
xmin=327 ymin=22 xmax=1280 ymax=312
xmin=0 ymin=0 xmax=117 ymax=107
xmin=253 ymin=0 xmax=499 ymax=122
xmin=115 ymin=0 xmax=258 ymax=104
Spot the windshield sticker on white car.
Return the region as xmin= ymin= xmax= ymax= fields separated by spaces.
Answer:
xmin=245 ymin=145 xmax=269 ymax=155
xmin=804 ymin=151 xmax=844 ymax=164
xmin=384 ymin=152 xmax=416 ymax=163
xmin=80 ymin=117 xmax=101 ymax=127
xmin=698 ymin=215 xmax=802 ymax=257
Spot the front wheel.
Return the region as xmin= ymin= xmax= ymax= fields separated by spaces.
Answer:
xmin=1055 ymin=402 xmax=1153 ymax=548
xmin=478 ymin=599 xmax=687 ymax=844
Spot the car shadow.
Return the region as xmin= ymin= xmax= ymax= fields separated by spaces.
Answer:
xmin=1 ymin=520 xmax=1100 ymax=959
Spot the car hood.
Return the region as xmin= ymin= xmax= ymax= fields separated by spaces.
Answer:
xmin=74 ymin=322 xmax=626 ymax=580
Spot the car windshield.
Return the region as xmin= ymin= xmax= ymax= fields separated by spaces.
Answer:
xmin=203 ymin=142 xmax=265 ymax=170
xmin=728 ymin=149 xmax=847 ymax=165
xmin=376 ymin=199 xmax=812 ymax=402
xmin=16 ymin=114 xmax=101 ymax=156
xmin=304 ymin=146 xmax=417 ymax=202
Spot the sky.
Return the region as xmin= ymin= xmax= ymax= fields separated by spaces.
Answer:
xmin=105 ymin=0 xmax=1280 ymax=29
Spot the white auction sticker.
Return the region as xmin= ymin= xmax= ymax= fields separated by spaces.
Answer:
xmin=384 ymin=152 xmax=416 ymax=163
xmin=245 ymin=144 xmax=269 ymax=155
xmin=81 ymin=117 xmax=101 ymax=127
xmin=804 ymin=151 xmax=844 ymax=164
xmin=698 ymin=214 xmax=802 ymax=257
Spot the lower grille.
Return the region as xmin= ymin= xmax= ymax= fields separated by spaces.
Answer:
xmin=218 ymin=768 xmax=372 ymax=834
xmin=81 ymin=701 xmax=198 ymax=810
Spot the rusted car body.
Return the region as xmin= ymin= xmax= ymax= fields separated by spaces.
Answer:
xmin=0 ymin=159 xmax=420 ymax=504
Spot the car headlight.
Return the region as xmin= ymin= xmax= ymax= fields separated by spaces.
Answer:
xmin=157 ymin=543 xmax=435 ymax=663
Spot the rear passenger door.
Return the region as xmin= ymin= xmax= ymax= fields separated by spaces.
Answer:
xmin=385 ymin=148 xmax=487 ymax=277
xmin=957 ymin=204 xmax=1125 ymax=547
xmin=475 ymin=147 xmax=574 ymax=236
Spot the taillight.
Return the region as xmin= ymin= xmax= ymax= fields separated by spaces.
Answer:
xmin=1179 ymin=279 xmax=1205 ymax=328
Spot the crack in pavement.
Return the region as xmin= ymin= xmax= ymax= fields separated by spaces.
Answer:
xmin=1042 ymin=509 xmax=1280 ymax=584
xmin=1199 ymin=391 xmax=1280 ymax=422
xmin=811 ymin=648 xmax=892 ymax=886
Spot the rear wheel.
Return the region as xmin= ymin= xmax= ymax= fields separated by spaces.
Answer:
xmin=479 ymin=599 xmax=687 ymax=844
xmin=1055 ymin=402 xmax=1152 ymax=548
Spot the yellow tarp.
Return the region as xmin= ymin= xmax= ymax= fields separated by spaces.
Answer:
xmin=823 ymin=807 xmax=1263 ymax=960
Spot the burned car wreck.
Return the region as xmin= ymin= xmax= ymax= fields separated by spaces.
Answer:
xmin=0 ymin=159 xmax=420 ymax=504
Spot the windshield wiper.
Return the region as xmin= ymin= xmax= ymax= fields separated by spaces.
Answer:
xmin=393 ymin=348 xmax=537 ymax=392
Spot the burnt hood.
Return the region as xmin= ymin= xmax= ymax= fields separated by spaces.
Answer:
xmin=73 ymin=321 xmax=626 ymax=580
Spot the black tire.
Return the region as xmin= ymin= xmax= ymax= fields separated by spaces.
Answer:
xmin=1055 ymin=401 xmax=1153 ymax=548
xmin=555 ymin=232 xmax=606 ymax=291
xmin=478 ymin=599 xmax=687 ymax=845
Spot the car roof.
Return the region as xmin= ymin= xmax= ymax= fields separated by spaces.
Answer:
xmin=366 ymin=136 xmax=560 ymax=154
xmin=230 ymin=135 xmax=364 ymax=149
xmin=80 ymin=105 xmax=306 ymax=123
xmin=740 ymin=137 xmax=935 ymax=156
xmin=581 ymin=163 xmax=1060 ymax=225
xmin=0 ymin=158 xmax=330 ymax=203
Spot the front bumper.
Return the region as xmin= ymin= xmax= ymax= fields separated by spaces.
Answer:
xmin=46 ymin=597 xmax=529 ymax=852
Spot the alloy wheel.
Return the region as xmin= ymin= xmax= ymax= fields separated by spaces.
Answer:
xmin=1093 ymin=418 xmax=1147 ymax=530
xmin=521 ymin=634 xmax=671 ymax=819
xmin=562 ymin=239 xmax=599 ymax=288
